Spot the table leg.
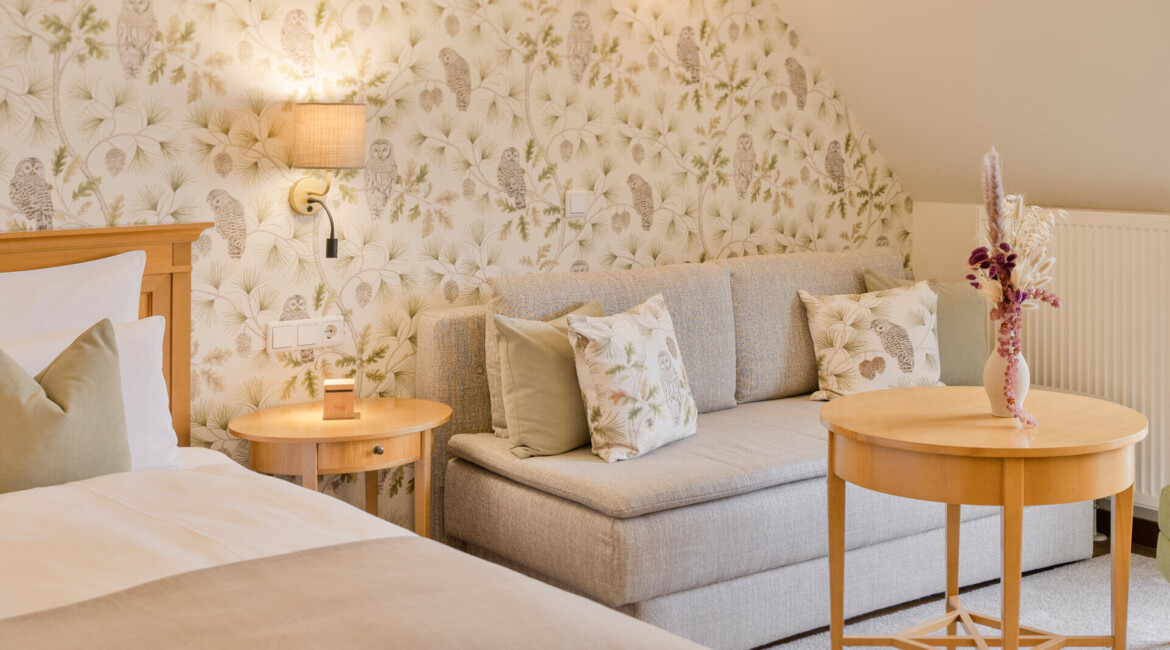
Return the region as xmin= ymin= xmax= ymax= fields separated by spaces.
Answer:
xmin=300 ymin=443 xmax=318 ymax=491
xmin=365 ymin=470 xmax=379 ymax=517
xmin=1001 ymin=459 xmax=1024 ymax=650
xmin=946 ymin=503 xmax=961 ymax=635
xmin=828 ymin=433 xmax=846 ymax=650
xmin=1111 ymin=484 xmax=1133 ymax=649
xmin=413 ymin=428 xmax=434 ymax=537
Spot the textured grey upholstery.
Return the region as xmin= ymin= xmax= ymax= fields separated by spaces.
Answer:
xmin=445 ymin=457 xmax=1030 ymax=606
xmin=416 ymin=305 xmax=491 ymax=544
xmin=447 ymin=397 xmax=831 ymax=518
xmin=415 ymin=250 xmax=1094 ymax=649
xmin=722 ymin=248 xmax=905 ymax=403
xmin=485 ymin=262 xmax=738 ymax=434
xmin=458 ymin=505 xmax=1091 ymax=650
xmin=630 ymin=504 xmax=1092 ymax=649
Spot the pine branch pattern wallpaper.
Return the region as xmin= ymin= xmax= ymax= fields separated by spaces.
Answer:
xmin=0 ymin=0 xmax=912 ymax=524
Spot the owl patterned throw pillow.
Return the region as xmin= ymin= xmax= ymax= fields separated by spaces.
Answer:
xmin=798 ymin=281 xmax=943 ymax=401
xmin=566 ymin=294 xmax=698 ymax=462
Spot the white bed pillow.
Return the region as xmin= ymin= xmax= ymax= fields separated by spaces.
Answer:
xmin=0 ymin=317 xmax=181 ymax=471
xmin=0 ymin=251 xmax=146 ymax=340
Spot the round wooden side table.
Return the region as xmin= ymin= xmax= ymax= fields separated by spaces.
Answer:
xmin=228 ymin=398 xmax=452 ymax=536
xmin=820 ymin=386 xmax=1147 ymax=650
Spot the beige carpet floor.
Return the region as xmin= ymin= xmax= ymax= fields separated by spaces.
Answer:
xmin=777 ymin=555 xmax=1170 ymax=648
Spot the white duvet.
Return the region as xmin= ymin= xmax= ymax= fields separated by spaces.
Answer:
xmin=0 ymin=448 xmax=410 ymax=619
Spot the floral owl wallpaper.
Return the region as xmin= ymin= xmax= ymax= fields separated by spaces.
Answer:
xmin=0 ymin=0 xmax=912 ymax=524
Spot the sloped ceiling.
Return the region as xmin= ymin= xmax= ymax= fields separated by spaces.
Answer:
xmin=783 ymin=1 xmax=1170 ymax=213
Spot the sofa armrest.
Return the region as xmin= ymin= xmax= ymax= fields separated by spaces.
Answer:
xmin=417 ymin=304 xmax=490 ymax=543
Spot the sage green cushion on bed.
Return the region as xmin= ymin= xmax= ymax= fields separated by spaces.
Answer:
xmin=0 ymin=319 xmax=129 ymax=494
xmin=864 ymin=269 xmax=991 ymax=386
xmin=496 ymin=301 xmax=604 ymax=459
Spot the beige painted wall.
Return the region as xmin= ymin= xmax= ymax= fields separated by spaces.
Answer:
xmin=783 ymin=2 xmax=1170 ymax=214
xmin=910 ymin=202 xmax=979 ymax=281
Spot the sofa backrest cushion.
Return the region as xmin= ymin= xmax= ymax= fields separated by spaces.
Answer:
xmin=486 ymin=263 xmax=737 ymax=433
xmin=723 ymin=248 xmax=905 ymax=403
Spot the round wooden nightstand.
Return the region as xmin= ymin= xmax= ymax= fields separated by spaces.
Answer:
xmin=228 ymin=398 xmax=452 ymax=536
xmin=820 ymin=386 xmax=1147 ymax=650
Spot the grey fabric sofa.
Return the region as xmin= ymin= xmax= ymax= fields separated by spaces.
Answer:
xmin=416 ymin=248 xmax=1093 ymax=649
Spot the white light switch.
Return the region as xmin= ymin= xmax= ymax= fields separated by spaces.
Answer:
xmin=271 ymin=325 xmax=296 ymax=349
xmin=297 ymin=323 xmax=319 ymax=346
xmin=566 ymin=191 xmax=590 ymax=219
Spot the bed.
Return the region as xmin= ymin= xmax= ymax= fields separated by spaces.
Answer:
xmin=0 ymin=225 xmax=701 ymax=649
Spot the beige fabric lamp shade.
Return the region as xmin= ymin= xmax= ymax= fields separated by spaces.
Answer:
xmin=291 ymin=103 xmax=366 ymax=169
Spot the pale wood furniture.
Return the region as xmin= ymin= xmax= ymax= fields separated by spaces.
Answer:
xmin=821 ymin=386 xmax=1147 ymax=650
xmin=323 ymin=378 xmax=356 ymax=420
xmin=228 ymin=398 xmax=452 ymax=535
xmin=0 ymin=223 xmax=211 ymax=447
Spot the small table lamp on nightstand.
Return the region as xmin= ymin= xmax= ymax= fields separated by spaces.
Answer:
xmin=289 ymin=102 xmax=366 ymax=258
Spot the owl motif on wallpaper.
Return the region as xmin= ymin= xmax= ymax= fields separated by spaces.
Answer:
xmin=9 ymin=157 xmax=54 ymax=231
xmin=365 ymin=139 xmax=397 ymax=219
xmin=116 ymin=0 xmax=156 ymax=80
xmin=825 ymin=140 xmax=846 ymax=193
xmin=206 ymin=189 xmax=247 ymax=260
xmin=280 ymin=294 xmax=315 ymax=364
xmin=567 ymin=12 xmax=593 ymax=84
xmin=497 ymin=147 xmax=527 ymax=210
xmin=280 ymin=10 xmax=315 ymax=78
xmin=658 ymin=351 xmax=685 ymax=426
xmin=627 ymin=173 xmax=654 ymax=231
xmin=733 ymin=132 xmax=756 ymax=200
xmin=677 ymin=26 xmax=700 ymax=83
xmin=785 ymin=57 xmax=807 ymax=110
xmin=439 ymin=48 xmax=471 ymax=111
xmin=871 ymin=318 xmax=914 ymax=373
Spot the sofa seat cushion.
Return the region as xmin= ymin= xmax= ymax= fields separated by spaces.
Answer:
xmin=447 ymin=397 xmax=832 ymax=519
xmin=445 ymin=457 xmax=1026 ymax=606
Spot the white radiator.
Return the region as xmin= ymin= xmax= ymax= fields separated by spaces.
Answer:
xmin=1022 ymin=209 xmax=1168 ymax=510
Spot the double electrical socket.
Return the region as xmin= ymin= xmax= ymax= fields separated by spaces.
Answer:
xmin=266 ymin=316 xmax=344 ymax=352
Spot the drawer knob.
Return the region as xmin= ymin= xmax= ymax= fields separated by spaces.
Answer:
xmin=373 ymin=445 xmax=385 ymax=455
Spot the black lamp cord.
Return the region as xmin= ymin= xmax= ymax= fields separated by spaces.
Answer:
xmin=308 ymin=197 xmax=339 ymax=258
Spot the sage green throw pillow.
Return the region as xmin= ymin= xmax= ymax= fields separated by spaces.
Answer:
xmin=495 ymin=301 xmax=604 ymax=459
xmin=0 ymin=319 xmax=130 ymax=494
xmin=864 ymin=269 xmax=991 ymax=386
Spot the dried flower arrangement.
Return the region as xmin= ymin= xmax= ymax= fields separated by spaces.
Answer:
xmin=966 ymin=148 xmax=1066 ymax=425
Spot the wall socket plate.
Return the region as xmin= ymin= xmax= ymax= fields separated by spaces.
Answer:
xmin=266 ymin=316 xmax=345 ymax=352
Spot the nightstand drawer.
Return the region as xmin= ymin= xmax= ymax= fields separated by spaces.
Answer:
xmin=317 ymin=433 xmax=421 ymax=473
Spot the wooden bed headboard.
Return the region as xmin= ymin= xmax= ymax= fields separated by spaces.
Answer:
xmin=0 ymin=223 xmax=212 ymax=446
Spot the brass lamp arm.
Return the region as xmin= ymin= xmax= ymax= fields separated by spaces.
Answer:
xmin=289 ymin=170 xmax=339 ymax=258
xmin=289 ymin=170 xmax=333 ymax=216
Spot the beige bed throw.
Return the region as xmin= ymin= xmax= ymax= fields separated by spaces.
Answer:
xmin=0 ymin=536 xmax=704 ymax=649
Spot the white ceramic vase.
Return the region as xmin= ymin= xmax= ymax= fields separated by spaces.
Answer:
xmin=983 ymin=351 xmax=1030 ymax=418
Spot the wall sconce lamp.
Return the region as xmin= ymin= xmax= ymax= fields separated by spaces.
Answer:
xmin=290 ymin=102 xmax=366 ymax=258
